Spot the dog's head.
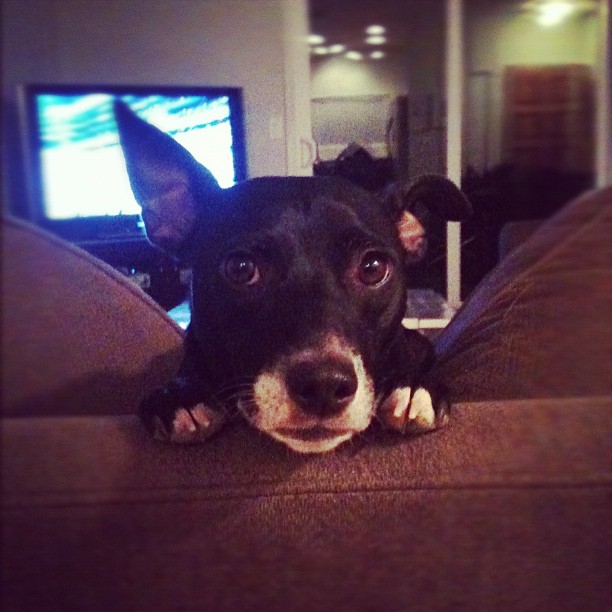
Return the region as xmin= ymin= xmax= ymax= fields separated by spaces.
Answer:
xmin=115 ymin=101 xmax=470 ymax=452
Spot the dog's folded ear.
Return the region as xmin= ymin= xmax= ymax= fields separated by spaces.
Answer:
xmin=114 ymin=100 xmax=220 ymax=256
xmin=382 ymin=174 xmax=472 ymax=262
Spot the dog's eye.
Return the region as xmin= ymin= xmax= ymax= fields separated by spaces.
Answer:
xmin=357 ymin=250 xmax=392 ymax=286
xmin=223 ymin=253 xmax=261 ymax=286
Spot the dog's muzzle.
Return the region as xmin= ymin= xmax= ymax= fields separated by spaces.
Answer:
xmin=242 ymin=336 xmax=375 ymax=453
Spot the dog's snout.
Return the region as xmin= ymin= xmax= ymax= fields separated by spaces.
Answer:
xmin=286 ymin=358 xmax=358 ymax=417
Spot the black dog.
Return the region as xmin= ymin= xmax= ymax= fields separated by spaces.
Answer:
xmin=114 ymin=101 xmax=471 ymax=453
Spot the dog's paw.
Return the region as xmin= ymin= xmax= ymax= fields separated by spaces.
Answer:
xmin=149 ymin=403 xmax=226 ymax=444
xmin=379 ymin=386 xmax=450 ymax=434
xmin=139 ymin=385 xmax=228 ymax=444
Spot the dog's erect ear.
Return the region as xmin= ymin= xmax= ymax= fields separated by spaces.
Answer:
xmin=114 ymin=100 xmax=220 ymax=255
xmin=383 ymin=175 xmax=472 ymax=262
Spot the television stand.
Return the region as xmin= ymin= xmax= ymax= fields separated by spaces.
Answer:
xmin=78 ymin=238 xmax=189 ymax=311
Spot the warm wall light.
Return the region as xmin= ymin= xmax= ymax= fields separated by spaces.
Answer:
xmin=534 ymin=1 xmax=576 ymax=26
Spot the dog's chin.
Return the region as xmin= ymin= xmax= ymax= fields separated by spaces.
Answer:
xmin=270 ymin=428 xmax=356 ymax=454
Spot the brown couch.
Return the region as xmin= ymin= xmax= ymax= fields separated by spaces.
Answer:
xmin=2 ymin=187 xmax=611 ymax=611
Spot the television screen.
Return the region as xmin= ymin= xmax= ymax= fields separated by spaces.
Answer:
xmin=20 ymin=85 xmax=247 ymax=243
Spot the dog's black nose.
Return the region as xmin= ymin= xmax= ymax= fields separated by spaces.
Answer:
xmin=286 ymin=358 xmax=358 ymax=417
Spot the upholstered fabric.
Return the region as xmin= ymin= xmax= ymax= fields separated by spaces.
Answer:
xmin=2 ymin=188 xmax=611 ymax=612
xmin=498 ymin=219 xmax=542 ymax=259
xmin=434 ymin=187 xmax=612 ymax=401
xmin=3 ymin=398 xmax=611 ymax=612
xmin=1 ymin=216 xmax=184 ymax=416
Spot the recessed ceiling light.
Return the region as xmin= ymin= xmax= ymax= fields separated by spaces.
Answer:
xmin=370 ymin=50 xmax=385 ymax=60
xmin=311 ymin=46 xmax=330 ymax=55
xmin=365 ymin=25 xmax=386 ymax=35
xmin=365 ymin=35 xmax=387 ymax=45
xmin=307 ymin=34 xmax=325 ymax=45
xmin=328 ymin=44 xmax=346 ymax=54
xmin=345 ymin=50 xmax=364 ymax=61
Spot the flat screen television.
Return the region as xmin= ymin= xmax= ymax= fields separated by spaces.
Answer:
xmin=19 ymin=84 xmax=248 ymax=244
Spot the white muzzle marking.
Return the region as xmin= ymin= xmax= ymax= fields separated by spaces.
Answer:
xmin=238 ymin=335 xmax=375 ymax=453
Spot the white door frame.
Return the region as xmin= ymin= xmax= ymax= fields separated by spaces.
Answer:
xmin=445 ymin=0 xmax=464 ymax=309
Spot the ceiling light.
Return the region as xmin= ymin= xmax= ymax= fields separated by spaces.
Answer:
xmin=307 ymin=34 xmax=325 ymax=45
xmin=365 ymin=35 xmax=387 ymax=45
xmin=535 ymin=1 xmax=575 ymax=26
xmin=345 ymin=50 xmax=364 ymax=61
xmin=365 ymin=25 xmax=386 ymax=35
xmin=311 ymin=46 xmax=330 ymax=55
xmin=328 ymin=44 xmax=346 ymax=54
xmin=370 ymin=51 xmax=385 ymax=60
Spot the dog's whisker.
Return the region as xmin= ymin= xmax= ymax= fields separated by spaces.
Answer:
xmin=211 ymin=380 xmax=256 ymax=401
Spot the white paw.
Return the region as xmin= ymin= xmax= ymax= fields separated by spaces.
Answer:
xmin=407 ymin=387 xmax=436 ymax=430
xmin=152 ymin=403 xmax=226 ymax=444
xmin=379 ymin=387 xmax=445 ymax=434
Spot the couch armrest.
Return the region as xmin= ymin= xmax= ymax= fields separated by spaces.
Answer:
xmin=435 ymin=187 xmax=612 ymax=401
xmin=1 ymin=216 xmax=184 ymax=416
xmin=3 ymin=397 xmax=611 ymax=611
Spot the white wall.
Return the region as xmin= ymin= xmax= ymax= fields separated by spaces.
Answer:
xmin=282 ymin=0 xmax=316 ymax=175
xmin=1 ymin=0 xmax=311 ymax=216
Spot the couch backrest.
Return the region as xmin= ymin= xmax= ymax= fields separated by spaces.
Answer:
xmin=1 ymin=216 xmax=184 ymax=416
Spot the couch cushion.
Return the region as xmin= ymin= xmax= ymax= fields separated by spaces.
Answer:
xmin=1 ymin=216 xmax=184 ymax=416
xmin=2 ymin=397 xmax=611 ymax=611
xmin=434 ymin=187 xmax=612 ymax=401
